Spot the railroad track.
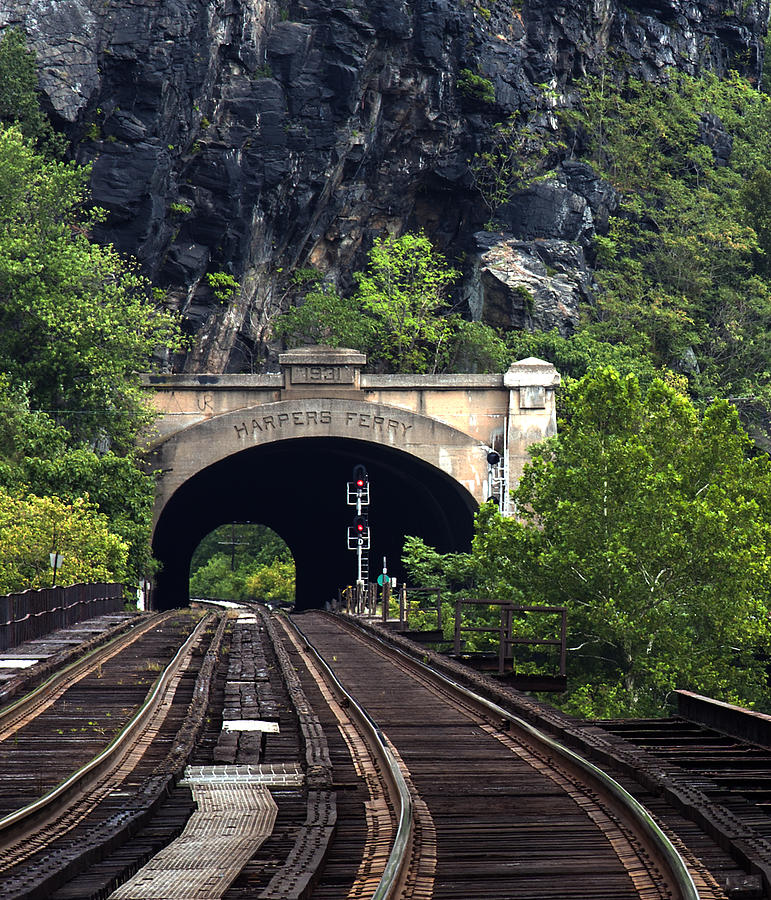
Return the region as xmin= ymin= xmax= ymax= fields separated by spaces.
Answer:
xmin=60 ymin=602 xmax=311 ymax=900
xmin=597 ymin=691 xmax=771 ymax=884
xmin=0 ymin=610 xmax=179 ymax=746
xmin=2 ymin=602 xmax=765 ymax=899
xmin=597 ymin=715 xmax=771 ymax=824
xmin=0 ymin=609 xmax=224 ymax=899
xmin=280 ymin=610 xmax=719 ymax=900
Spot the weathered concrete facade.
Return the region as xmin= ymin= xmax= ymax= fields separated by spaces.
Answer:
xmin=143 ymin=347 xmax=560 ymax=607
xmin=144 ymin=346 xmax=561 ymax=526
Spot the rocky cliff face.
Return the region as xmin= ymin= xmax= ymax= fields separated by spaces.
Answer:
xmin=1 ymin=0 xmax=767 ymax=372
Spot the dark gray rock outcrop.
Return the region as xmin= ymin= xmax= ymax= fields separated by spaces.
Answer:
xmin=500 ymin=160 xmax=618 ymax=248
xmin=0 ymin=0 xmax=767 ymax=371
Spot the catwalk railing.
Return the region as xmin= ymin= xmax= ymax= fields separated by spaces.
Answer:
xmin=338 ymin=582 xmax=567 ymax=687
xmin=0 ymin=583 xmax=125 ymax=652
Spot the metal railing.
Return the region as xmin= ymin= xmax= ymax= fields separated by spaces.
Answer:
xmin=0 ymin=583 xmax=125 ymax=652
xmin=453 ymin=597 xmax=567 ymax=676
xmin=400 ymin=586 xmax=443 ymax=632
xmin=340 ymin=587 xmax=567 ymax=679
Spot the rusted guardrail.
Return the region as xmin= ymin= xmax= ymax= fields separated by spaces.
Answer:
xmin=0 ymin=583 xmax=124 ymax=652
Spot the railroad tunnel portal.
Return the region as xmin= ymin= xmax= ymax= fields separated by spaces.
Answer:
xmin=152 ymin=435 xmax=477 ymax=610
xmin=144 ymin=348 xmax=561 ymax=610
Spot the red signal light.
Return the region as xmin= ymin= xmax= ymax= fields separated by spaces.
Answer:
xmin=353 ymin=464 xmax=368 ymax=490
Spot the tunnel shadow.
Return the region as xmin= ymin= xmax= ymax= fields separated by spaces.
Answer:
xmin=152 ymin=436 xmax=476 ymax=610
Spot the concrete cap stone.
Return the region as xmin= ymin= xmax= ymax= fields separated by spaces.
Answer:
xmin=279 ymin=346 xmax=367 ymax=366
xmin=504 ymin=357 xmax=561 ymax=388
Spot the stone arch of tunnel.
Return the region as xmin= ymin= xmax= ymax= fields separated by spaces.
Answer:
xmin=151 ymin=435 xmax=478 ymax=610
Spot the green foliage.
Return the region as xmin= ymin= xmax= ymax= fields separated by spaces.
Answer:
xmin=189 ymin=553 xmax=255 ymax=601
xmin=457 ymin=68 xmax=496 ymax=105
xmin=354 ymin=232 xmax=460 ymax=372
xmin=190 ymin=523 xmax=291 ymax=572
xmin=402 ymin=534 xmax=490 ymax=648
xmin=495 ymin=369 xmax=771 ymax=717
xmin=277 ymin=231 xmax=506 ymax=374
xmin=189 ymin=524 xmax=294 ymax=603
xmin=20 ymin=448 xmax=155 ymax=584
xmin=291 ymin=267 xmax=324 ymax=286
xmin=206 ymin=271 xmax=240 ymax=304
xmin=0 ymin=376 xmax=155 ymax=584
xmin=245 ymin=557 xmax=295 ymax=605
xmin=504 ymin=328 xmax=667 ymax=387
xmin=274 ymin=281 xmax=376 ymax=351
xmin=402 ymin=534 xmax=479 ymax=595
xmin=406 ymin=369 xmax=771 ymax=715
xmin=403 ymin=521 xmax=561 ymax=664
xmin=0 ymin=126 xmax=184 ymax=451
xmin=763 ymin=29 xmax=771 ymax=95
xmin=447 ymin=318 xmax=509 ymax=373
xmin=560 ymin=70 xmax=771 ymax=409
xmin=469 ymin=113 xmax=563 ymax=224
xmin=0 ymin=29 xmax=64 ymax=156
xmin=0 ymin=489 xmax=128 ymax=593
xmin=0 ymin=124 xmax=184 ymax=589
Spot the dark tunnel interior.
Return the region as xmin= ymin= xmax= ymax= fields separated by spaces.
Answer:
xmin=151 ymin=437 xmax=477 ymax=610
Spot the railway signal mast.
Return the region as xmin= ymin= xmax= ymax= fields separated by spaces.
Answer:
xmin=347 ymin=465 xmax=370 ymax=586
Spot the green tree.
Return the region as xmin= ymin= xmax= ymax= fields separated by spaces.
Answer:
xmin=0 ymin=124 xmax=184 ymax=588
xmin=189 ymin=553 xmax=257 ymax=601
xmin=189 ymin=524 xmax=294 ymax=601
xmin=481 ymin=368 xmax=771 ymax=717
xmin=469 ymin=112 xmax=563 ymax=226
xmin=0 ymin=489 xmax=128 ymax=593
xmin=401 ymin=534 xmax=487 ymax=645
xmin=245 ymin=558 xmax=296 ymax=606
xmin=274 ymin=281 xmax=376 ymax=351
xmin=504 ymin=327 xmax=665 ymax=387
xmin=559 ymin=71 xmax=771 ymax=408
xmin=190 ymin=523 xmax=291 ymax=573
xmin=353 ymin=231 xmax=459 ymax=372
xmin=0 ymin=376 xmax=155 ymax=584
xmin=0 ymin=28 xmax=64 ymax=156
xmin=277 ymin=231 xmax=507 ymax=374
xmin=0 ymin=125 xmax=183 ymax=451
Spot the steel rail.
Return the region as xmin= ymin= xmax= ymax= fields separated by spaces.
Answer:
xmin=287 ymin=614 xmax=414 ymax=900
xmin=0 ymin=610 xmax=175 ymax=734
xmin=332 ymin=613 xmax=701 ymax=900
xmin=0 ymin=611 xmax=214 ymax=845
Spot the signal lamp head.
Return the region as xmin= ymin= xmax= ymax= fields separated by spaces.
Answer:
xmin=353 ymin=515 xmax=367 ymax=533
xmin=352 ymin=464 xmax=368 ymax=489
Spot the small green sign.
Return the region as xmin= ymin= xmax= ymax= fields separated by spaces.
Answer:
xmin=377 ymin=574 xmax=387 ymax=586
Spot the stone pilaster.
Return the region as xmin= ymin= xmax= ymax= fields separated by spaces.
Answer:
xmin=504 ymin=357 xmax=561 ymax=494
